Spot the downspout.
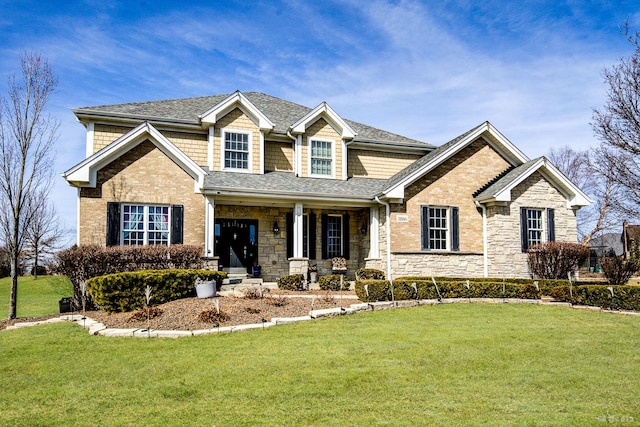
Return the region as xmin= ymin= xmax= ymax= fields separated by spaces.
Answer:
xmin=475 ymin=201 xmax=488 ymax=278
xmin=375 ymin=196 xmax=392 ymax=281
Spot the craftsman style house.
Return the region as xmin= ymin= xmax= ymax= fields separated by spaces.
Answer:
xmin=63 ymin=91 xmax=590 ymax=280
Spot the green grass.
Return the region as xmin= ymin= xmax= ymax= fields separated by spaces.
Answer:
xmin=0 ymin=275 xmax=73 ymax=318
xmin=1 ymin=303 xmax=639 ymax=426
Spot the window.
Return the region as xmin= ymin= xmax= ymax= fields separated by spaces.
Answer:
xmin=223 ymin=130 xmax=250 ymax=170
xmin=106 ymin=203 xmax=183 ymax=247
xmin=421 ymin=206 xmax=459 ymax=251
xmin=310 ymin=138 xmax=333 ymax=177
xmin=122 ymin=204 xmax=169 ymax=246
xmin=326 ymin=215 xmax=342 ymax=258
xmin=520 ymin=207 xmax=555 ymax=252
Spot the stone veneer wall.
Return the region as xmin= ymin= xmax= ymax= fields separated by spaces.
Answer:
xmin=485 ymin=171 xmax=578 ymax=278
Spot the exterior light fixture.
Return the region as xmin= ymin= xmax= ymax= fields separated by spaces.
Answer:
xmin=272 ymin=221 xmax=280 ymax=234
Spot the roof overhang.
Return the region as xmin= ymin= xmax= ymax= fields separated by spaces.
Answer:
xmin=290 ymin=102 xmax=356 ymax=140
xmin=62 ymin=122 xmax=207 ymax=191
xmin=199 ymin=90 xmax=274 ymax=131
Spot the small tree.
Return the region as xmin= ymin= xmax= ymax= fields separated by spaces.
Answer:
xmin=527 ymin=242 xmax=590 ymax=279
xmin=600 ymin=256 xmax=639 ymax=285
xmin=24 ymin=196 xmax=65 ymax=279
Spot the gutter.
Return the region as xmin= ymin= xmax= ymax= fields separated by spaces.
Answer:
xmin=375 ymin=196 xmax=392 ymax=281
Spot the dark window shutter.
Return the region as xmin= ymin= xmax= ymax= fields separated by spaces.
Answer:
xmin=451 ymin=207 xmax=459 ymax=251
xmin=106 ymin=202 xmax=120 ymax=246
xmin=342 ymin=214 xmax=350 ymax=259
xmin=321 ymin=214 xmax=328 ymax=259
xmin=520 ymin=207 xmax=529 ymax=252
xmin=171 ymin=205 xmax=184 ymax=245
xmin=286 ymin=212 xmax=293 ymax=259
xmin=421 ymin=206 xmax=430 ymax=250
xmin=309 ymin=213 xmax=317 ymax=260
xmin=547 ymin=208 xmax=555 ymax=242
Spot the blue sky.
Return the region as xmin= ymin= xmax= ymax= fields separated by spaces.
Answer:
xmin=0 ymin=0 xmax=639 ymax=242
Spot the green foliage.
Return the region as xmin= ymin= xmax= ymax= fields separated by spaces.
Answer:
xmin=355 ymin=268 xmax=385 ymax=280
xmin=527 ymin=242 xmax=589 ymax=279
xmin=600 ymin=256 xmax=640 ymax=285
xmin=318 ymin=274 xmax=350 ymax=291
xmin=276 ymin=274 xmax=304 ymax=290
xmin=86 ymin=269 xmax=226 ymax=313
xmin=550 ymin=284 xmax=640 ymax=311
xmin=53 ymin=244 xmax=205 ymax=309
xmin=354 ymin=280 xmax=390 ymax=302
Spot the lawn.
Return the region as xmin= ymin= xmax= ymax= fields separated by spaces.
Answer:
xmin=0 ymin=275 xmax=73 ymax=318
xmin=1 ymin=303 xmax=639 ymax=426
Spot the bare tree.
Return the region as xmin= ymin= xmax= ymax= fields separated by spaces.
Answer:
xmin=25 ymin=195 xmax=66 ymax=279
xmin=0 ymin=53 xmax=58 ymax=319
xmin=591 ymin=25 xmax=640 ymax=220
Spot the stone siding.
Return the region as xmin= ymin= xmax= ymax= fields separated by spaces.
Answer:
xmin=348 ymin=150 xmax=420 ymax=179
xmin=79 ymin=140 xmax=205 ymax=246
xmin=390 ymin=253 xmax=485 ymax=278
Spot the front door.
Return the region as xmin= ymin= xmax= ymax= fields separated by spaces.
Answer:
xmin=215 ymin=219 xmax=259 ymax=274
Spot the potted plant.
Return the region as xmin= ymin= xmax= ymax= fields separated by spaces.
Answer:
xmin=195 ymin=277 xmax=216 ymax=298
xmin=308 ymin=264 xmax=318 ymax=283
xmin=252 ymin=260 xmax=262 ymax=278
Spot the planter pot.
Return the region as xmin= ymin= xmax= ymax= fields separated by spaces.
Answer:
xmin=310 ymin=272 xmax=317 ymax=283
xmin=195 ymin=281 xmax=216 ymax=298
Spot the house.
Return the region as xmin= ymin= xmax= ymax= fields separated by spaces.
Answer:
xmin=622 ymin=220 xmax=640 ymax=260
xmin=588 ymin=232 xmax=624 ymax=272
xmin=62 ymin=91 xmax=591 ymax=281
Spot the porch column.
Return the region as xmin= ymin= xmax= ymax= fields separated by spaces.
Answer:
xmin=293 ymin=203 xmax=304 ymax=258
xmin=204 ymin=196 xmax=215 ymax=257
xmin=369 ymin=206 xmax=380 ymax=258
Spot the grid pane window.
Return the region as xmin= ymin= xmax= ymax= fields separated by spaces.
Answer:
xmin=527 ymin=209 xmax=543 ymax=247
xmin=122 ymin=204 xmax=169 ymax=246
xmin=224 ymin=131 xmax=249 ymax=170
xmin=429 ymin=207 xmax=448 ymax=250
xmin=311 ymin=139 xmax=332 ymax=176
xmin=327 ymin=216 xmax=342 ymax=258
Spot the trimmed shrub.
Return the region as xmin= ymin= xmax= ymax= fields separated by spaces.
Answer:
xmin=319 ymin=274 xmax=350 ymax=291
xmin=527 ymin=242 xmax=589 ymax=279
xmin=53 ymin=244 xmax=205 ymax=309
xmin=277 ymin=274 xmax=304 ymax=290
xmin=354 ymin=280 xmax=391 ymax=302
xmin=600 ymin=256 xmax=640 ymax=285
xmin=355 ymin=268 xmax=385 ymax=280
xmin=86 ymin=269 xmax=225 ymax=313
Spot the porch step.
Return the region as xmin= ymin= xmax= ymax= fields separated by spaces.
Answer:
xmin=226 ymin=267 xmax=248 ymax=275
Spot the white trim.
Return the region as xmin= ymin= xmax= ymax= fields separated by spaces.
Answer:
xmin=204 ymin=196 xmax=215 ymax=256
xmin=62 ymin=122 xmax=207 ymax=190
xmin=220 ymin=127 xmax=253 ymax=173
xmin=295 ymin=135 xmax=302 ymax=176
xmin=200 ymin=91 xmax=274 ymax=130
xmin=342 ymin=139 xmax=348 ymax=181
xmin=207 ymin=126 xmax=215 ymax=171
xmin=293 ymin=203 xmax=304 ymax=258
xmin=259 ymin=131 xmax=265 ymax=174
xmin=120 ymin=203 xmax=171 ymax=246
xmin=76 ymin=187 xmax=81 ymax=246
xmin=307 ymin=137 xmax=336 ymax=179
xmin=369 ymin=206 xmax=379 ymax=259
xmin=290 ymin=102 xmax=356 ymax=139
xmin=85 ymin=122 xmax=94 ymax=157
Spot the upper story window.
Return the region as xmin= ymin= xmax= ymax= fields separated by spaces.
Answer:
xmin=122 ymin=204 xmax=169 ymax=246
xmin=309 ymin=138 xmax=334 ymax=177
xmin=223 ymin=129 xmax=251 ymax=171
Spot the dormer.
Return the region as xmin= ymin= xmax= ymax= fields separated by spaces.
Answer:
xmin=289 ymin=102 xmax=356 ymax=180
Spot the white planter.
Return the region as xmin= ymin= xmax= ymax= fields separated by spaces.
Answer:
xmin=310 ymin=272 xmax=317 ymax=283
xmin=195 ymin=281 xmax=216 ymax=298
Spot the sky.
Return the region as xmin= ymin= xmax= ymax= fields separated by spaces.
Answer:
xmin=0 ymin=0 xmax=639 ymax=244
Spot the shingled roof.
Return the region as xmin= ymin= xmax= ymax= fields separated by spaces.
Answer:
xmin=73 ymin=91 xmax=432 ymax=149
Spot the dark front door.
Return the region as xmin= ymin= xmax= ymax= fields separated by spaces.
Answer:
xmin=215 ymin=219 xmax=258 ymax=273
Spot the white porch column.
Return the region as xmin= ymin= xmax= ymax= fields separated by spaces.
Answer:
xmin=293 ymin=203 xmax=304 ymax=258
xmin=369 ymin=206 xmax=380 ymax=258
xmin=85 ymin=122 xmax=94 ymax=157
xmin=207 ymin=126 xmax=215 ymax=171
xmin=204 ymin=196 xmax=215 ymax=257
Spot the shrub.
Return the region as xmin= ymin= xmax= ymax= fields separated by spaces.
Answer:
xmin=354 ymin=280 xmax=391 ymax=302
xmin=277 ymin=274 xmax=304 ymax=290
xmin=86 ymin=269 xmax=225 ymax=313
xmin=319 ymin=274 xmax=350 ymax=291
xmin=600 ymin=256 xmax=640 ymax=285
xmin=527 ymin=242 xmax=590 ymax=279
xmin=355 ymin=268 xmax=385 ymax=280
xmin=198 ymin=309 xmax=230 ymax=323
xmin=128 ymin=307 xmax=163 ymax=321
xmin=53 ymin=244 xmax=205 ymax=309
xmin=30 ymin=265 xmax=47 ymax=276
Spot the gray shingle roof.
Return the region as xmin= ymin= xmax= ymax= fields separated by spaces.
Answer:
xmin=204 ymin=171 xmax=388 ymax=200
xmin=473 ymin=158 xmax=541 ymax=200
xmin=74 ymin=92 xmax=433 ymax=149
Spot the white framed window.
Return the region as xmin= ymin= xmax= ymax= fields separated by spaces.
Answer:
xmin=122 ymin=204 xmax=169 ymax=246
xmin=421 ymin=206 xmax=460 ymax=251
xmin=526 ymin=208 xmax=543 ymax=247
xmin=521 ymin=207 xmax=554 ymax=252
xmin=326 ymin=215 xmax=342 ymax=258
xmin=309 ymin=138 xmax=334 ymax=178
xmin=222 ymin=128 xmax=251 ymax=171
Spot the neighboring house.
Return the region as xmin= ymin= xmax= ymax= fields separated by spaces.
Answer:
xmin=62 ymin=91 xmax=591 ymax=281
xmin=622 ymin=220 xmax=640 ymax=260
xmin=588 ymin=232 xmax=624 ymax=271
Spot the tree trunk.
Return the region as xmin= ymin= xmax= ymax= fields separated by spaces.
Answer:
xmin=8 ymin=253 xmax=18 ymax=319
